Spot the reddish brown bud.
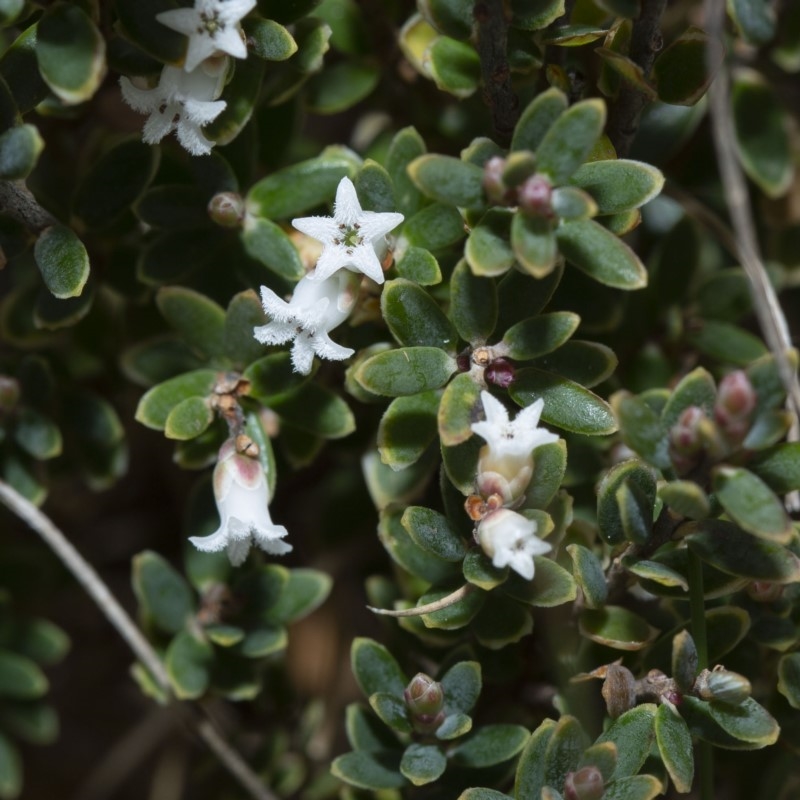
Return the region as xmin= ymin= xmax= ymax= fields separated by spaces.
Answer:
xmin=714 ymin=370 xmax=756 ymax=442
xmin=208 ymin=191 xmax=245 ymax=228
xmin=517 ymin=174 xmax=553 ymax=218
xmin=483 ymin=156 xmax=508 ymax=204
xmin=485 ymin=358 xmax=516 ymax=388
xmin=564 ymin=766 xmax=605 ymax=800
xmin=404 ymin=673 xmax=445 ymax=734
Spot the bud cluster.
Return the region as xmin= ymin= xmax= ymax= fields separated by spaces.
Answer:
xmin=403 ymin=673 xmax=445 ymax=735
xmin=482 ymin=155 xmax=555 ymax=219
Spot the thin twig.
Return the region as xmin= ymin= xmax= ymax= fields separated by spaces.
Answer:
xmin=0 ymin=180 xmax=58 ymax=234
xmin=0 ymin=479 xmax=277 ymax=800
xmin=606 ymin=0 xmax=668 ymax=156
xmin=368 ymin=583 xmax=474 ymax=617
xmin=474 ymin=0 xmax=518 ymax=146
xmin=703 ymin=0 xmax=800 ymax=508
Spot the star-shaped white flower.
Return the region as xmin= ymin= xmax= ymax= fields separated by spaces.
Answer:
xmin=189 ymin=439 xmax=291 ymax=566
xmin=120 ymin=64 xmax=226 ymax=156
xmin=253 ymin=271 xmax=359 ymax=374
xmin=157 ymin=0 xmax=256 ymax=72
xmin=292 ymin=177 xmax=404 ymax=285
xmin=477 ymin=508 xmax=552 ymax=580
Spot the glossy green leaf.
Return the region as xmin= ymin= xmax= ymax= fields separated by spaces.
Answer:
xmin=556 ymin=219 xmax=647 ymax=290
xmin=511 ymin=214 xmax=557 ymax=278
xmin=164 ymin=396 xmax=213 ymax=441
xmin=713 ymin=466 xmax=791 ymax=543
xmin=307 ymin=61 xmax=380 ymax=113
xmin=440 ymin=660 xmax=481 ymax=715
xmin=515 ymin=718 xmax=557 ymax=799
xmin=437 ymin=372 xmax=481 ymax=447
xmin=0 ymin=732 xmax=20 ymax=800
xmin=580 ymin=606 xmax=659 ymax=651
xmin=617 ymin=479 xmax=654 ymax=544
xmin=510 ymin=0 xmax=565 ymax=30
xmin=0 ymin=26 xmax=48 ymax=113
xmin=681 ymin=695 xmax=779 ymax=749
xmin=246 ymin=155 xmax=354 ymax=219
xmin=244 ymin=352 xmax=307 ymax=405
xmin=354 ymin=159 xmax=395 ymax=213
xmin=570 ymin=159 xmax=664 ymax=214
xmin=165 ymin=629 xmax=213 ymax=700
xmin=156 ymin=287 xmax=226 ymax=360
xmin=624 ymin=557 xmax=688 ymax=591
xmin=687 ymin=319 xmax=767 ymax=365
xmin=658 ymin=480 xmax=710 ymax=520
xmin=223 ymin=290 xmax=267 ymax=367
xmin=419 ymin=584 xmax=485 ymax=629
xmin=400 ymin=743 xmax=446 ymax=785
xmin=409 ymin=155 xmax=486 ymax=210
xmin=511 ymin=369 xmax=617 ymax=435
xmin=356 ymin=347 xmax=457 ymax=396
xmin=378 ymin=390 xmax=440 ymax=470
xmin=531 ymin=340 xmax=618 ymax=388
xmin=0 ymin=650 xmax=47 ymax=700
xmin=567 ymin=544 xmax=607 ymax=608
xmin=345 ymin=703 xmax=399 ymax=752
xmin=369 ymin=691 xmax=412 ymax=732
xmin=777 ymin=652 xmax=800 ymax=710
xmin=427 ymin=35 xmax=481 ymax=97
xmin=386 ymin=126 xmax=426 ymax=218
xmin=36 ymin=3 xmax=106 ymax=104
xmin=331 ymin=751 xmax=406 ymax=790
xmin=241 ymin=215 xmax=304 ymax=280
xmin=0 ymin=124 xmax=43 ymax=180
xmin=542 ymin=716 xmax=590 ymax=793
xmin=351 ymin=637 xmax=406 ymax=699
xmin=504 ymin=556 xmax=577 ymax=607
xmin=132 ymin=550 xmax=194 ymax=635
xmin=511 ymin=88 xmax=567 ymax=153
xmin=13 ymin=408 xmax=61 ymax=460
xmin=402 ymin=202 xmax=466 ymax=251
xmin=596 ymin=704 xmax=657 ymax=779
xmin=451 ymin=724 xmax=529 ymax=767
xmin=34 ymin=225 xmax=89 ymax=300
xmin=749 ymin=443 xmax=800 ymax=494
xmin=458 ymin=790 xmax=513 ymax=800
xmin=684 ymin=519 xmax=800 ymax=582
xmin=462 ymin=550 xmax=509 ymax=590
xmin=465 ymin=209 xmax=516 ymax=277
xmin=401 ymin=506 xmax=466 ymax=562
xmin=269 ymin=382 xmax=355 ymax=439
xmin=524 ymin=440 xmax=567 ymax=510
xmin=436 ymin=711 xmax=473 ymax=739
xmin=135 ymin=370 xmax=217 ymax=430
xmin=382 ymin=279 xmax=457 ymax=350
xmin=728 ymin=0 xmax=776 ymax=45
xmin=244 ymin=17 xmax=298 ymax=60
xmin=732 ymin=70 xmax=793 ymax=198
xmin=654 ymin=703 xmax=693 ymax=793
xmin=543 ymin=25 xmax=608 ymax=45
xmin=396 ymin=245 xmax=442 ymax=285
xmin=602 ymin=776 xmax=663 ymax=800
xmin=503 ymin=313 xmax=579 ymax=360
xmin=596 ymin=460 xmax=657 ymax=545
xmin=652 ymin=26 xmax=722 ymax=106
xmin=474 ymin=593 xmax=533 ymax=648
xmin=419 ymin=0 xmax=473 ymax=39
xmin=449 ymin=259 xmax=497 ymax=342
xmin=661 ymin=367 xmax=716 ymax=431
xmin=551 ymin=186 xmax=597 ymax=220
xmin=268 ymin=568 xmax=332 ymax=625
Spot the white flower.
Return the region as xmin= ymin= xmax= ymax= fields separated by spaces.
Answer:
xmin=476 ymin=508 xmax=552 ymax=580
xmin=189 ymin=439 xmax=291 ymax=566
xmin=253 ymin=271 xmax=360 ymax=374
xmin=471 ymin=391 xmax=558 ymax=503
xmin=292 ymin=177 xmax=404 ymax=285
xmin=157 ymin=0 xmax=256 ymax=72
xmin=120 ymin=64 xmax=226 ymax=156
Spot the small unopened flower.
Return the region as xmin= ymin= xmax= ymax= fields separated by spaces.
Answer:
xmin=189 ymin=439 xmax=291 ymax=566
xmin=120 ymin=64 xmax=226 ymax=156
xmin=518 ymin=174 xmax=554 ymax=218
xmin=476 ymin=508 xmax=551 ymax=580
xmin=292 ymin=177 xmax=404 ymax=285
xmin=157 ymin=0 xmax=256 ymax=72
xmin=564 ymin=766 xmax=605 ymax=800
xmin=253 ymin=271 xmax=360 ymax=374
xmin=714 ymin=370 xmax=756 ymax=442
xmin=404 ymin=673 xmax=445 ymax=734
xmin=471 ymin=391 xmax=558 ymax=503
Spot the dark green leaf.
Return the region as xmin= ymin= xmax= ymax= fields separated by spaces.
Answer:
xmin=132 ymin=550 xmax=194 ymax=635
xmin=356 ymin=347 xmax=457 ymax=396
xmin=382 ymin=279 xmax=457 ymax=350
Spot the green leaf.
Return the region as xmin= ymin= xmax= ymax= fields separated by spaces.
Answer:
xmin=355 ymin=160 xmax=396 ymax=213
xmin=164 ymin=396 xmax=213 ymax=441
xmin=580 ymin=606 xmax=658 ymax=651
xmin=402 ymin=506 xmax=466 ymax=562
xmin=451 ymin=724 xmax=529 ymax=767
xmin=681 ymin=695 xmax=779 ymax=749
xmin=438 ymin=372 xmax=481 ymax=447
xmin=503 ymin=313 xmax=579 ymax=360
xmin=657 ymin=480 xmax=710 ymax=520
xmin=165 ymin=629 xmax=213 ymax=700
xmin=244 ymin=352 xmax=307 ymax=404
xmin=531 ymin=340 xmax=618 ymax=388
xmin=241 ymin=216 xmax=304 ymax=281
xmin=465 ymin=209 xmax=516 ymax=277
xmin=569 ymin=160 xmax=664 ymax=214
xmin=378 ymin=390 xmax=440 ymax=470
xmin=712 ymin=466 xmax=791 ymax=543
xmin=267 ymin=568 xmax=332 ymax=624
xmin=551 ymin=186 xmax=598 ymax=220
xmin=524 ymin=440 xmax=567 ymax=509
xmin=459 ymin=790 xmax=513 ymax=800
xmin=396 ymin=245 xmax=442 ymax=285
xmin=36 ymin=3 xmax=106 ymax=104
xmin=567 ymin=544 xmax=608 ymax=608
xmin=356 ymin=347 xmax=456 ymax=396
xmin=331 ymin=751 xmax=406 ymax=791
xmin=427 ymin=36 xmax=481 ymax=98
xmin=511 ymin=214 xmax=558 ymax=278
xmin=0 ymin=702 xmax=58 ymax=746
xmin=504 ymin=556 xmax=577 ymax=607
xmin=419 ymin=584 xmax=485 ymax=629
xmin=408 ymin=155 xmax=486 ymax=210
xmin=728 ymin=0 xmax=776 ymax=45
xmin=246 ymin=155 xmax=355 ymax=219
xmin=596 ymin=460 xmax=657 ymax=546
xmin=0 ymin=732 xmax=20 ymax=800
xmin=132 ymin=550 xmax=194 ymax=635
xmin=268 ymin=382 xmax=355 ymax=439
xmin=777 ymin=653 xmax=800 ymax=710
xmin=156 ymin=287 xmax=226 ymax=360
xmin=543 ymin=24 xmax=608 ymax=45
xmin=351 ymin=637 xmax=406 ymax=699
xmin=0 ymin=26 xmax=48 ymax=114
xmin=402 ymin=202 xmax=466 ymax=251
xmin=73 ymin=138 xmax=159 ymax=229
xmin=654 ymin=703 xmax=693 ymax=793
xmin=684 ymin=519 xmax=800 ymax=582
xmin=400 ymin=743 xmax=446 ymax=786
xmin=686 ymin=319 xmax=767 ymax=365
xmin=474 ymin=594 xmax=533 ymax=648
xmin=511 ymin=87 xmax=568 ymax=152
xmin=13 ymin=408 xmax=61 ymax=460
xmin=419 ymin=0 xmax=474 ymax=39
xmin=223 ymin=290 xmax=268 ymax=367
xmin=386 ymin=126 xmax=426 ymax=218
xmin=602 ymin=776 xmax=663 ymax=800
xmin=0 ymin=124 xmax=43 ymax=180
xmin=0 ymin=650 xmax=47 ymax=699
xmin=749 ymin=443 xmax=800 ymax=494
xmin=436 ymin=711 xmax=473 ymax=739
xmin=732 ymin=70 xmax=793 ymax=198
xmin=542 ymin=715 xmax=590 ymax=793
xmin=135 ymin=370 xmax=217 ymax=430
xmin=536 ymin=99 xmax=606 ymax=184
xmin=307 ymin=61 xmax=380 ymax=114
xmin=661 ymin=367 xmax=716 ymax=431
xmin=450 ymin=259 xmax=498 ymax=342
xmin=440 ymin=660 xmax=481 ymax=715
xmin=515 ymin=718 xmax=557 ymax=800
xmin=34 ymin=225 xmax=89 ymax=300
xmin=510 ymin=0 xmax=565 ymax=30
xmin=556 ymin=219 xmax=647 ymax=290
xmin=596 ymin=704 xmax=657 ymax=780
xmin=652 ymin=26 xmax=722 ymax=106
xmin=244 ymin=17 xmax=298 ymax=60
xmin=11 ymin=618 xmax=69 ymax=666
xmin=345 ymin=703 xmax=399 ymax=752
xmin=382 ymin=279 xmax=457 ymax=350
xmin=511 ymin=369 xmax=617 ymax=435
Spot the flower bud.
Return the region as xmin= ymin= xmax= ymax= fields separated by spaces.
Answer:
xmin=564 ymin=766 xmax=605 ymax=800
xmin=746 ymin=580 xmax=783 ymax=603
xmin=517 ymin=174 xmax=554 ymax=218
xmin=714 ymin=370 xmax=756 ymax=442
xmin=0 ymin=376 xmax=20 ymax=412
xmin=404 ymin=673 xmax=445 ymax=734
xmin=208 ymin=191 xmax=245 ymax=227
xmin=668 ymin=405 xmax=707 ymax=473
xmin=482 ymin=156 xmax=509 ymax=204
xmin=695 ymin=668 xmax=751 ymax=705
xmin=485 ymin=357 xmax=516 ymax=388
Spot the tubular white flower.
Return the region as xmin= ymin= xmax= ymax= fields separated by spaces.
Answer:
xmin=292 ymin=177 xmax=404 ymax=285
xmin=471 ymin=391 xmax=558 ymax=502
xmin=253 ymin=271 xmax=359 ymax=374
xmin=157 ymin=0 xmax=256 ymax=72
xmin=120 ymin=64 xmax=226 ymax=156
xmin=476 ymin=508 xmax=552 ymax=580
xmin=189 ymin=439 xmax=291 ymax=566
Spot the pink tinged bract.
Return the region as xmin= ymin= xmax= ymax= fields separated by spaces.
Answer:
xmin=292 ymin=177 xmax=404 ymax=285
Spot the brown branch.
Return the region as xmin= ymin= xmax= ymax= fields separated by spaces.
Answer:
xmin=606 ymin=0 xmax=668 ymax=156
xmin=0 ymin=180 xmax=57 ymax=234
xmin=474 ymin=0 xmax=519 ymax=146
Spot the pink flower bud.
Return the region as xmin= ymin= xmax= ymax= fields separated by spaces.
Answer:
xmin=208 ymin=192 xmax=245 ymax=228
xmin=517 ymin=174 xmax=553 ymax=218
xmin=482 ymin=156 xmax=509 ymax=204
xmin=404 ymin=673 xmax=445 ymax=734
xmin=670 ymin=406 xmax=706 ymax=454
xmin=485 ymin=357 xmax=516 ymax=388
xmin=714 ymin=370 xmax=756 ymax=442
xmin=564 ymin=766 xmax=605 ymax=800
